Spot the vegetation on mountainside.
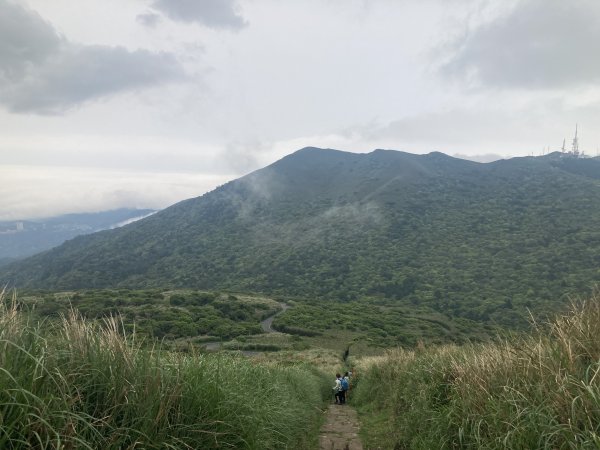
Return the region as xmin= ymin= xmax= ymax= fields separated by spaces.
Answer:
xmin=3 ymin=149 xmax=600 ymax=331
xmin=19 ymin=289 xmax=279 ymax=341
xmin=0 ymin=292 xmax=330 ymax=449
xmin=352 ymin=292 xmax=600 ymax=449
xmin=272 ymin=298 xmax=494 ymax=347
xmin=17 ymin=289 xmax=495 ymax=351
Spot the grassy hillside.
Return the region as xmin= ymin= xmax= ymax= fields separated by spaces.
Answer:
xmin=352 ymin=292 xmax=600 ymax=449
xmin=3 ymin=149 xmax=600 ymax=330
xmin=0 ymin=292 xmax=330 ymax=449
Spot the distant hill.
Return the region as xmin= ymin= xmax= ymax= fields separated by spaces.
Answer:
xmin=2 ymin=148 xmax=600 ymax=326
xmin=0 ymin=209 xmax=156 ymax=264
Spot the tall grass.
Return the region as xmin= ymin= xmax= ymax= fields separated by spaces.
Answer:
xmin=353 ymin=293 xmax=600 ymax=449
xmin=0 ymin=291 xmax=329 ymax=449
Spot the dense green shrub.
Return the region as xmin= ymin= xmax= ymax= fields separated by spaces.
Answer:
xmin=20 ymin=289 xmax=274 ymax=341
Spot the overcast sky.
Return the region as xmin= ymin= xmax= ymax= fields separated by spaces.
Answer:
xmin=2 ymin=0 xmax=600 ymax=220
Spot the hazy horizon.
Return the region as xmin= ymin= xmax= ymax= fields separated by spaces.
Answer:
xmin=1 ymin=147 xmax=510 ymax=221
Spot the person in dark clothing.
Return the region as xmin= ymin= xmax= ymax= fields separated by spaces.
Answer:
xmin=340 ymin=371 xmax=350 ymax=403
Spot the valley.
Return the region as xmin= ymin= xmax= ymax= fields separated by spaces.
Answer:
xmin=0 ymin=208 xmax=156 ymax=262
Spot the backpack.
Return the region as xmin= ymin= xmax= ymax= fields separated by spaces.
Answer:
xmin=341 ymin=377 xmax=349 ymax=391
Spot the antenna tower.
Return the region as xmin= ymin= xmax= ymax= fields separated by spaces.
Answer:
xmin=572 ymin=124 xmax=580 ymax=157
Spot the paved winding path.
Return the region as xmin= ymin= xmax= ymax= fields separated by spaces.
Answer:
xmin=203 ymin=302 xmax=290 ymax=351
xmin=319 ymin=404 xmax=363 ymax=450
xmin=260 ymin=302 xmax=289 ymax=332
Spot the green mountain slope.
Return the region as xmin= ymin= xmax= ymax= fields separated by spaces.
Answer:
xmin=3 ymin=148 xmax=600 ymax=325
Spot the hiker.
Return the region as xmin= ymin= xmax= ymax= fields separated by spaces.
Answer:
xmin=341 ymin=371 xmax=350 ymax=403
xmin=333 ymin=373 xmax=343 ymax=404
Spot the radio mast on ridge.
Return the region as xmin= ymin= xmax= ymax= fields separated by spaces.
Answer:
xmin=572 ymin=124 xmax=580 ymax=157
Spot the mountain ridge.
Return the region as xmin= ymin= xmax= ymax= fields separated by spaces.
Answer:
xmin=2 ymin=147 xmax=600 ymax=327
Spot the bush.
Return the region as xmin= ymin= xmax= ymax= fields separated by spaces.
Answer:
xmin=169 ymin=293 xmax=186 ymax=305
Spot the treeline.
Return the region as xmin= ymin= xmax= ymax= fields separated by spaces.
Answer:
xmin=0 ymin=293 xmax=330 ymax=449
xmin=352 ymin=293 xmax=600 ymax=449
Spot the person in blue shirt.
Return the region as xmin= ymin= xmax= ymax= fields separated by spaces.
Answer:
xmin=340 ymin=372 xmax=350 ymax=404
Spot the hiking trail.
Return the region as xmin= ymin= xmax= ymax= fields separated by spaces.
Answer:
xmin=260 ymin=302 xmax=290 ymax=332
xmin=319 ymin=403 xmax=363 ymax=450
xmin=203 ymin=302 xmax=289 ymax=352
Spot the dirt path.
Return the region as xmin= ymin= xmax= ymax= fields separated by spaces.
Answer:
xmin=319 ymin=404 xmax=363 ymax=450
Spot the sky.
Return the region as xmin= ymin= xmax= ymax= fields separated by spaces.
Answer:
xmin=2 ymin=0 xmax=600 ymax=220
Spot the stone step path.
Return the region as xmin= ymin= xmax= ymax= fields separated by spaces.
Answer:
xmin=319 ymin=403 xmax=363 ymax=450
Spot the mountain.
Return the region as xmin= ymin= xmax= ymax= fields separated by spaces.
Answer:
xmin=2 ymin=148 xmax=600 ymax=326
xmin=0 ymin=208 xmax=156 ymax=264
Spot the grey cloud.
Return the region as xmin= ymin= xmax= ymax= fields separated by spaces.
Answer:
xmin=151 ymin=0 xmax=246 ymax=29
xmin=0 ymin=1 xmax=185 ymax=114
xmin=252 ymin=201 xmax=383 ymax=249
xmin=440 ymin=0 xmax=600 ymax=89
xmin=364 ymin=110 xmax=510 ymax=144
xmin=220 ymin=140 xmax=263 ymax=174
xmin=320 ymin=203 xmax=382 ymax=225
xmin=136 ymin=12 xmax=162 ymax=28
xmin=358 ymin=106 xmax=566 ymax=152
xmin=3 ymin=46 xmax=185 ymax=114
xmin=0 ymin=0 xmax=62 ymax=78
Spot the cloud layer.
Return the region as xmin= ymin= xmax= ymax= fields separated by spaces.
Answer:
xmin=151 ymin=0 xmax=246 ymax=29
xmin=0 ymin=0 xmax=185 ymax=114
xmin=441 ymin=0 xmax=600 ymax=89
